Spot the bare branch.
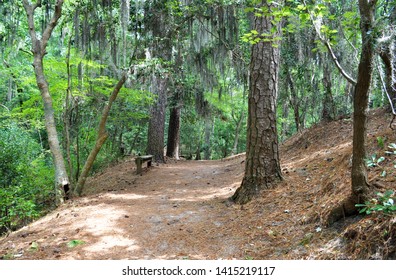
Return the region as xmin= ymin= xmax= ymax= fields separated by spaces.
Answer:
xmin=302 ymin=0 xmax=357 ymax=86
xmin=322 ymin=40 xmax=357 ymax=86
xmin=0 ymin=104 xmax=10 ymax=112
xmin=377 ymin=61 xmax=396 ymax=113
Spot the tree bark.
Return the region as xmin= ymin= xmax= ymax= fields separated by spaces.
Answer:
xmin=23 ymin=0 xmax=70 ymax=205
xmin=328 ymin=0 xmax=377 ymax=224
xmin=145 ymin=0 xmax=172 ymax=163
xmin=166 ymin=106 xmax=181 ymax=159
xmin=64 ymin=33 xmax=74 ymax=189
xmin=232 ymin=0 xmax=282 ymax=204
xmin=322 ymin=55 xmax=334 ymax=121
xmin=351 ymin=0 xmax=377 ymax=204
xmin=147 ymin=75 xmax=168 ymax=163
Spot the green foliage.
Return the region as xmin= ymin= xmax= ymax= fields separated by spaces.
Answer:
xmin=356 ymin=190 xmax=396 ymax=215
xmin=366 ymin=154 xmax=385 ymax=168
xmin=0 ymin=186 xmax=40 ymax=232
xmin=67 ymin=239 xmax=86 ymax=248
xmin=377 ymin=136 xmax=385 ymax=149
xmin=385 ymin=143 xmax=396 ymax=156
xmin=0 ymin=122 xmax=55 ymax=234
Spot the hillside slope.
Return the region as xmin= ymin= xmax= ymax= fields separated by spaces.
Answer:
xmin=0 ymin=108 xmax=395 ymax=259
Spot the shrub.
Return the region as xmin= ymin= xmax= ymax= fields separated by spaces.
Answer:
xmin=356 ymin=190 xmax=396 ymax=215
xmin=0 ymin=122 xmax=55 ymax=233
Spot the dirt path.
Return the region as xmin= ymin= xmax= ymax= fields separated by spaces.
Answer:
xmin=0 ymin=157 xmax=250 ymax=260
xmin=1 ymin=109 xmax=393 ymax=260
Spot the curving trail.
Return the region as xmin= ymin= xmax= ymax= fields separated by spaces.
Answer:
xmin=1 ymin=110 xmax=391 ymax=260
xmin=0 ymin=158 xmax=249 ymax=260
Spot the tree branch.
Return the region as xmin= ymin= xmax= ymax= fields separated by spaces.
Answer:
xmin=41 ymin=0 xmax=64 ymax=54
xmin=22 ymin=0 xmax=38 ymax=46
xmin=302 ymin=0 xmax=357 ymax=86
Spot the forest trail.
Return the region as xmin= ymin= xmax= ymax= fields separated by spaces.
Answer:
xmin=0 ymin=158 xmax=249 ymax=259
xmin=0 ymin=109 xmax=394 ymax=260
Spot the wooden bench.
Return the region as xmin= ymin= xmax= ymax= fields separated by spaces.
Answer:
xmin=135 ymin=155 xmax=153 ymax=175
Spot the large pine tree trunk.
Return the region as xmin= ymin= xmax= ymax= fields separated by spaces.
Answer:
xmin=23 ymin=0 xmax=70 ymax=204
xmin=145 ymin=0 xmax=171 ymax=163
xmin=166 ymin=106 xmax=181 ymax=159
xmin=147 ymin=75 xmax=168 ymax=163
xmin=232 ymin=0 xmax=282 ymax=204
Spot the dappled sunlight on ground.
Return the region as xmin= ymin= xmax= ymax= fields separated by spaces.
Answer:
xmin=1 ymin=109 xmax=394 ymax=259
xmin=100 ymin=193 xmax=148 ymax=201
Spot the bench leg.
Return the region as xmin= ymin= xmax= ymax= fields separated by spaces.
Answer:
xmin=136 ymin=158 xmax=142 ymax=175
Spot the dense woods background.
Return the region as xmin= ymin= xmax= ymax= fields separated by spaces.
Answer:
xmin=1 ymin=0 xmax=395 ymax=239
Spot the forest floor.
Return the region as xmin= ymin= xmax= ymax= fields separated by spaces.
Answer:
xmin=1 ymin=108 xmax=395 ymax=260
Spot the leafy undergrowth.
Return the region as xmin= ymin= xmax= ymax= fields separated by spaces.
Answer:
xmin=0 ymin=108 xmax=395 ymax=260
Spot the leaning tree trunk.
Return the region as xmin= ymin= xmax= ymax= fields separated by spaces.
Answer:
xmin=74 ymin=74 xmax=127 ymax=196
xmin=232 ymin=0 xmax=282 ymax=204
xmin=23 ymin=0 xmax=70 ymax=204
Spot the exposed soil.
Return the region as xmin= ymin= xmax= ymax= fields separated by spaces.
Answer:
xmin=1 ymin=108 xmax=395 ymax=260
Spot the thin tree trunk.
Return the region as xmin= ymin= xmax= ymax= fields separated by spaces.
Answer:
xmin=232 ymin=0 xmax=282 ymax=204
xmin=379 ymin=44 xmax=396 ymax=111
xmin=328 ymin=0 xmax=377 ymax=224
xmin=204 ymin=117 xmax=213 ymax=160
xmin=322 ymin=55 xmax=334 ymax=121
xmin=281 ymin=102 xmax=289 ymax=140
xmin=231 ymin=111 xmax=244 ymax=155
xmin=23 ymin=0 xmax=70 ymax=205
xmin=75 ymin=74 xmax=127 ymax=196
xmin=74 ymin=97 xmax=81 ymax=183
xmin=286 ymin=69 xmax=301 ymax=132
xmin=64 ymin=33 xmax=74 ymax=189
xmin=351 ymin=0 xmax=377 ymax=203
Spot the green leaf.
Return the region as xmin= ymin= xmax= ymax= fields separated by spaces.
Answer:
xmin=389 ymin=143 xmax=396 ymax=149
xmin=244 ymin=7 xmax=255 ymax=13
xmin=67 ymin=240 xmax=85 ymax=248
xmin=385 ymin=190 xmax=394 ymax=195
xmin=30 ymin=241 xmax=39 ymax=251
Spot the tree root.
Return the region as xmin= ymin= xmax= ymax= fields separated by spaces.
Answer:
xmin=325 ymin=195 xmax=359 ymax=225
